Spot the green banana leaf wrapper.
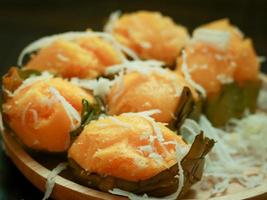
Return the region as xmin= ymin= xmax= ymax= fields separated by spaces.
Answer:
xmin=68 ymin=132 xmax=215 ymax=198
xmin=203 ymin=80 xmax=261 ymax=127
xmin=169 ymin=87 xmax=202 ymax=131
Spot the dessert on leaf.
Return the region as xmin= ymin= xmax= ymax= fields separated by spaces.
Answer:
xmin=176 ymin=19 xmax=261 ymax=126
xmin=105 ymin=62 xmax=200 ymax=128
xmin=68 ymin=111 xmax=214 ymax=197
xmin=106 ymin=11 xmax=189 ymax=65
xmin=2 ymin=67 xmax=94 ymax=152
xmin=19 ymin=32 xmax=126 ymax=79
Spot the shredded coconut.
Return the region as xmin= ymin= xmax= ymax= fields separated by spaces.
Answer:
xmin=258 ymin=89 xmax=267 ymax=110
xmin=42 ymin=162 xmax=68 ymax=200
xmin=174 ymin=86 xmax=183 ymax=97
xmin=122 ymin=110 xmax=164 ymax=143
xmin=180 ymin=119 xmax=202 ymax=143
xmin=192 ymin=28 xmax=230 ymax=50
xmin=258 ymin=56 xmax=266 ymax=64
xmin=181 ymin=50 xmax=207 ymax=97
xmin=176 ymin=155 xmax=185 ymax=197
xmin=104 ymin=10 xmax=121 ymax=33
xmin=138 ymin=145 xmax=154 ymax=154
xmin=2 ymin=87 xmax=14 ymax=97
xmin=258 ymin=73 xmax=267 ymax=110
xmin=56 ymin=53 xmax=69 ymax=62
xmin=122 ymin=109 xmax=188 ymax=181
xmin=105 ymin=60 xmax=165 ymax=75
xmin=70 ymin=77 xmax=113 ymax=99
xmin=181 ymin=112 xmax=267 ymax=197
xmin=216 ymin=74 xmax=234 ymax=84
xmin=148 ymin=152 xmax=164 ymax=164
xmin=110 ymin=71 xmax=124 ymax=103
xmin=109 ymin=116 xmax=131 ymax=128
xmin=21 ymin=102 xmax=32 ymax=126
xmin=122 ymin=109 xmax=161 ymax=118
xmin=140 ymin=41 xmax=152 ymax=49
xmin=17 ymin=31 xmax=140 ymax=66
xmin=49 ymin=87 xmax=81 ymax=130
xmin=29 ymin=108 xmax=39 ymax=127
xmin=122 ymin=110 xmax=167 ymax=162
xmin=109 ymin=139 xmax=188 ymax=200
xmin=163 ymin=141 xmax=178 ymax=146
xmin=90 ymin=32 xmax=140 ymax=61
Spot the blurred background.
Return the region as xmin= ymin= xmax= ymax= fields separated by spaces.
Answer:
xmin=0 ymin=0 xmax=266 ymax=199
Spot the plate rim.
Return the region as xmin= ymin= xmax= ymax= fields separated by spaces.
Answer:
xmin=1 ymin=130 xmax=267 ymax=200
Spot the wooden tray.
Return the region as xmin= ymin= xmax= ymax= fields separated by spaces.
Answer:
xmin=1 ymin=74 xmax=267 ymax=200
xmin=1 ymin=123 xmax=267 ymax=200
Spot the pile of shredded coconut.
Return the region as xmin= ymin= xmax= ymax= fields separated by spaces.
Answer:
xmin=181 ymin=111 xmax=267 ymax=197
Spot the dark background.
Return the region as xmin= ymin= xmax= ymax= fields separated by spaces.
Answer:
xmin=0 ymin=0 xmax=266 ymax=199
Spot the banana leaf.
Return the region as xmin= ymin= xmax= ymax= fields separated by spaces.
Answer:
xmin=169 ymin=87 xmax=202 ymax=131
xmin=2 ymin=67 xmax=41 ymax=101
xmin=179 ymin=132 xmax=215 ymax=198
xmin=68 ymin=132 xmax=215 ymax=198
xmin=203 ymin=80 xmax=261 ymax=127
xmin=188 ymin=95 xmax=203 ymax=121
xmin=70 ymin=98 xmax=105 ymax=141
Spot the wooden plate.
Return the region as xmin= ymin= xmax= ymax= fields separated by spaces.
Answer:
xmin=2 ymin=129 xmax=267 ymax=200
xmin=1 ymin=74 xmax=267 ymax=200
